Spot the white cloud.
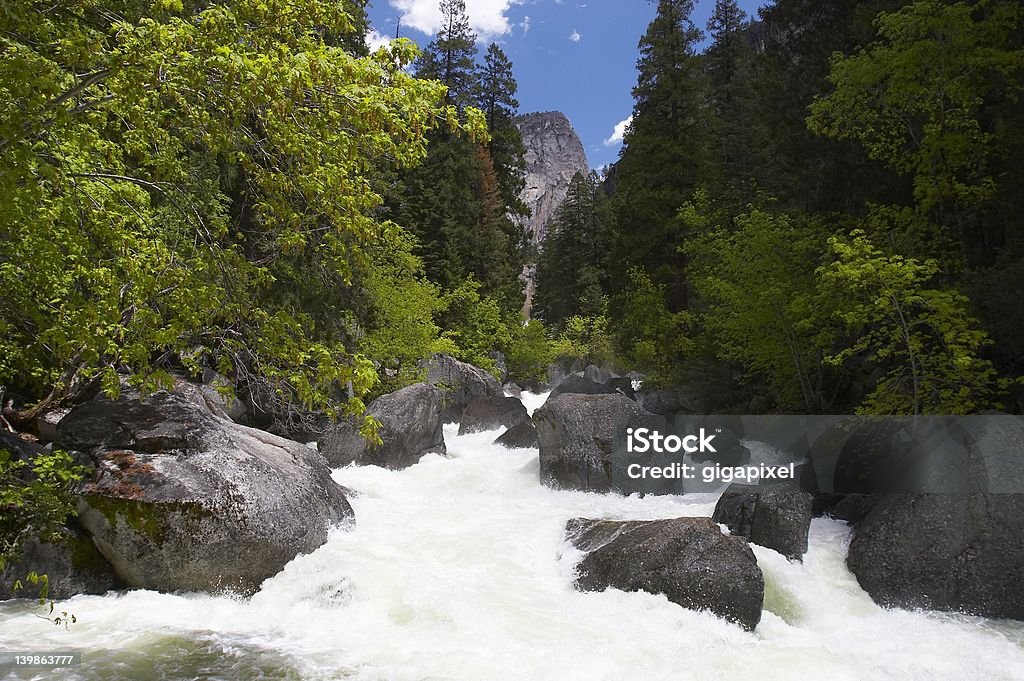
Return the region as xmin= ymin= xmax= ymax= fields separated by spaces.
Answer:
xmin=366 ymin=29 xmax=393 ymax=52
xmin=391 ymin=0 xmax=521 ymax=40
xmin=604 ymin=115 xmax=633 ymax=146
xmin=569 ymin=29 xmax=581 ymax=42
xmin=521 ymin=15 xmax=531 ymax=36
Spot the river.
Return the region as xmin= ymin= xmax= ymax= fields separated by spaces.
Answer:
xmin=2 ymin=392 xmax=1023 ymax=680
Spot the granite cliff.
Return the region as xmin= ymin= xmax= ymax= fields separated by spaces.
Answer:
xmin=515 ymin=111 xmax=589 ymax=316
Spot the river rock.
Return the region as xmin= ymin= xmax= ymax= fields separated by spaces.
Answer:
xmin=534 ymin=393 xmax=667 ymax=494
xmin=846 ymin=493 xmax=1024 ymax=620
xmin=583 ymin=365 xmax=615 ymax=386
xmin=0 ymin=527 xmax=119 ymax=601
xmin=56 ymin=390 xmax=353 ymax=595
xmin=458 ymin=396 xmax=529 ymax=435
xmin=639 ymin=389 xmax=703 ymax=416
xmin=494 ymin=419 xmax=539 ymax=449
xmin=566 ymin=517 xmax=764 ymax=631
xmin=423 ymin=354 xmax=504 ymax=423
xmin=713 ymin=484 xmax=813 ymax=561
xmin=548 ymin=373 xmax=615 ymax=401
xmin=319 ymin=383 xmax=445 ymax=469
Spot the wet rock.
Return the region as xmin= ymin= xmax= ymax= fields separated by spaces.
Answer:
xmin=548 ymin=373 xmax=615 ymax=401
xmin=57 ymin=391 xmax=353 ymax=595
xmin=639 ymin=389 xmax=703 ymax=416
xmin=534 ymin=393 xmax=667 ymax=494
xmin=0 ymin=527 xmax=118 ymax=601
xmin=423 ymin=354 xmax=504 ymax=423
xmin=566 ymin=517 xmax=764 ymax=631
xmin=458 ymin=396 xmax=529 ymax=435
xmin=319 ymin=383 xmax=445 ymax=469
xmin=494 ymin=419 xmax=539 ymax=449
xmin=713 ymin=485 xmax=813 ymax=560
xmin=583 ymin=365 xmax=615 ymax=386
xmin=847 ymin=493 xmax=1024 ymax=621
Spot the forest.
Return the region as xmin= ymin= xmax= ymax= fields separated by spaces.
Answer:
xmin=1 ymin=0 xmax=1022 ymax=445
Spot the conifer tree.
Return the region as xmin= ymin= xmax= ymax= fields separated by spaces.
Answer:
xmin=610 ymin=0 xmax=706 ymax=311
xmin=415 ymin=0 xmax=479 ymax=109
xmin=477 ymin=43 xmax=528 ymax=218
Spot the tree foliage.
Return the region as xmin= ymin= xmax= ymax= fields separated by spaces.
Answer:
xmin=0 ymin=0 xmax=485 ymax=419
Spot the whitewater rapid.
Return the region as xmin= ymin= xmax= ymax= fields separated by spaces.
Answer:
xmin=2 ymin=391 xmax=1024 ymax=680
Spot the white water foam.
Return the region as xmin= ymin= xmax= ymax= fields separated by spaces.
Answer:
xmin=1 ymin=393 xmax=1023 ymax=680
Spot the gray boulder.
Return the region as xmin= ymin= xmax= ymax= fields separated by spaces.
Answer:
xmin=0 ymin=528 xmax=119 ymax=601
xmin=423 ymin=354 xmax=504 ymax=423
xmin=494 ymin=419 xmax=539 ymax=449
xmin=57 ymin=391 xmax=353 ymax=596
xmin=847 ymin=493 xmax=1024 ymax=621
xmin=548 ymin=373 xmax=615 ymax=401
xmin=546 ymin=364 xmax=568 ymax=389
xmin=713 ymin=485 xmax=814 ymax=561
xmin=566 ymin=517 xmax=764 ymax=631
xmin=319 ymin=383 xmax=445 ymax=469
xmin=639 ymin=388 xmax=703 ymax=416
xmin=458 ymin=396 xmax=529 ymax=435
xmin=534 ymin=393 xmax=668 ymax=494
xmin=583 ymin=364 xmax=615 ymax=386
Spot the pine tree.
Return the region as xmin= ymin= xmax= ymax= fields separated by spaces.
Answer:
xmin=414 ymin=0 xmax=479 ymax=110
xmin=706 ymin=0 xmax=746 ymax=93
xmin=610 ymin=0 xmax=706 ymax=311
xmin=535 ymin=172 xmax=612 ymax=329
xmin=477 ymin=43 xmax=528 ymax=217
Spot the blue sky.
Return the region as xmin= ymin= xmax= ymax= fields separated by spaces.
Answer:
xmin=366 ymin=0 xmax=766 ymax=170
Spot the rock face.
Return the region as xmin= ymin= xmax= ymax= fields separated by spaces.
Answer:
xmin=516 ymin=111 xmax=590 ymax=245
xmin=566 ymin=517 xmax=764 ymax=631
xmin=0 ymin=529 xmax=119 ymax=600
xmin=423 ymin=353 xmax=505 ymax=423
xmin=494 ymin=419 xmax=540 ymax=449
xmin=515 ymin=111 xmax=589 ymax=316
xmin=56 ymin=391 xmax=353 ymax=595
xmin=713 ymin=485 xmax=814 ymax=561
xmin=846 ymin=493 xmax=1024 ymax=620
xmin=548 ymin=373 xmax=616 ymax=401
xmin=534 ymin=393 xmax=667 ymax=494
xmin=319 ymin=383 xmax=446 ymax=469
xmin=458 ymin=395 xmax=529 ymax=435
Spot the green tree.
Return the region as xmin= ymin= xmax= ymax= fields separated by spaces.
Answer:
xmin=807 ymin=0 xmax=1024 ymax=264
xmin=415 ymin=0 xmax=479 ymax=110
xmin=477 ymin=43 xmax=528 ymax=219
xmin=611 ymin=0 xmax=707 ymax=310
xmin=818 ymin=230 xmax=1002 ymax=415
xmin=0 ymin=0 xmax=482 ymax=421
xmin=535 ymin=171 xmax=613 ymax=329
xmin=686 ymin=202 xmax=839 ymax=412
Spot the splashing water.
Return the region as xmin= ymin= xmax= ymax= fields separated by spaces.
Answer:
xmin=1 ymin=392 xmax=1023 ymax=680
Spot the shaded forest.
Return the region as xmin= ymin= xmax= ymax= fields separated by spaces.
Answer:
xmin=536 ymin=0 xmax=1024 ymax=416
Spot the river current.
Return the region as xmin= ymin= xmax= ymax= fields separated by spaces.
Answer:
xmin=2 ymin=392 xmax=1023 ymax=680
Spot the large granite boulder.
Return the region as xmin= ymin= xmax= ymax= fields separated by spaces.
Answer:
xmin=0 ymin=432 xmax=119 ymax=600
xmin=534 ymin=393 xmax=667 ymax=494
xmin=319 ymin=383 xmax=445 ymax=470
xmin=639 ymin=389 xmax=703 ymax=416
xmin=547 ymin=373 xmax=615 ymax=401
xmin=0 ymin=527 xmax=119 ymax=601
xmin=846 ymin=493 xmax=1024 ymax=620
xmin=458 ymin=396 xmax=529 ymax=435
xmin=713 ymin=484 xmax=814 ymax=561
xmin=56 ymin=391 xmax=353 ymax=595
xmin=566 ymin=517 xmax=764 ymax=631
xmin=423 ymin=354 xmax=505 ymax=423
xmin=494 ymin=419 xmax=540 ymax=449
